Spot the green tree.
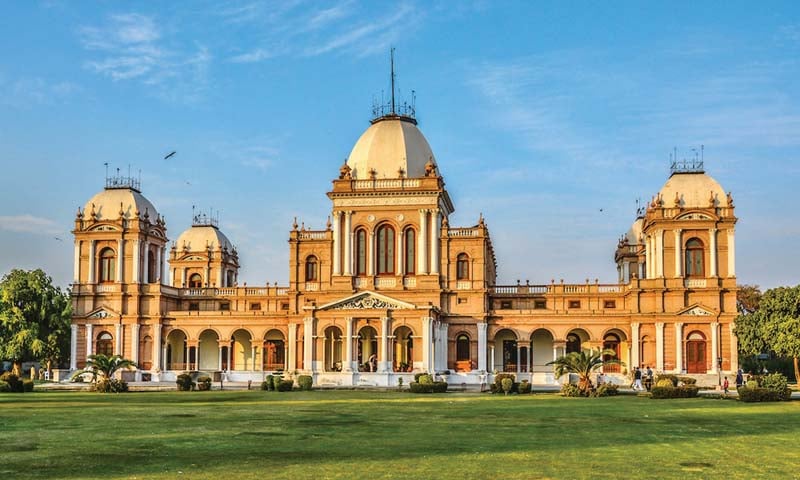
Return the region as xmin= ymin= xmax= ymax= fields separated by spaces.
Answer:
xmin=547 ymin=348 xmax=622 ymax=396
xmin=0 ymin=269 xmax=71 ymax=375
xmin=75 ymin=354 xmax=136 ymax=382
xmin=737 ymin=284 xmax=762 ymax=314
xmin=736 ymin=285 xmax=800 ymax=382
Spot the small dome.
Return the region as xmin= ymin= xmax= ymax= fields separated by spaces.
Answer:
xmin=346 ymin=116 xmax=437 ymax=179
xmin=83 ymin=187 xmax=158 ymax=221
xmin=625 ymin=217 xmax=644 ymax=244
xmin=657 ymin=172 xmax=726 ymax=209
xmin=176 ymin=225 xmax=233 ymax=252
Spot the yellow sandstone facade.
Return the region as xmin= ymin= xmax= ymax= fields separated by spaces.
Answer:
xmin=69 ymin=109 xmax=738 ymax=387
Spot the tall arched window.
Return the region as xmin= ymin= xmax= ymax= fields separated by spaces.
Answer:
xmin=355 ymin=229 xmax=367 ymax=275
xmin=189 ymin=273 xmax=202 ymax=288
xmin=96 ymin=332 xmax=114 ymax=356
xmin=456 ymin=334 xmax=470 ymax=361
xmin=376 ymin=224 xmax=395 ymax=275
xmin=147 ymin=249 xmax=156 ymax=283
xmin=305 ymin=256 xmax=318 ymax=281
xmin=99 ymin=248 xmax=116 ymax=282
xmin=404 ymin=228 xmax=416 ymax=274
xmin=566 ymin=333 xmax=581 ymax=354
xmin=685 ymin=238 xmax=705 ymax=277
xmin=457 ymin=253 xmax=469 ymax=280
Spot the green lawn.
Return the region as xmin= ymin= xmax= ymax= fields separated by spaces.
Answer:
xmin=1 ymin=390 xmax=798 ymax=479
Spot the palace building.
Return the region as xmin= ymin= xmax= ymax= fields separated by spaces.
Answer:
xmin=68 ymin=101 xmax=739 ymax=387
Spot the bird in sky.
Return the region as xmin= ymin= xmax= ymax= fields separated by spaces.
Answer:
xmin=54 ymin=237 xmax=63 ymax=242
xmin=164 ymin=151 xmax=176 ymax=160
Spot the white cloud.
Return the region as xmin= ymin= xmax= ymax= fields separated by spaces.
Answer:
xmin=0 ymin=75 xmax=79 ymax=107
xmin=230 ymin=48 xmax=275 ymax=64
xmin=0 ymin=215 xmax=63 ymax=236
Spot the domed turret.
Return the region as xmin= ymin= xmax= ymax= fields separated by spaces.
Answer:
xmin=346 ymin=115 xmax=438 ymax=179
xmin=657 ymin=171 xmax=726 ymax=209
xmin=175 ymin=225 xmax=233 ymax=252
xmin=169 ymin=213 xmax=239 ymax=288
xmin=84 ymin=186 xmax=158 ymax=221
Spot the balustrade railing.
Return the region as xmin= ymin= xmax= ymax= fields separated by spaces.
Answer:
xmin=180 ymin=286 xmax=290 ymax=297
xmin=684 ymin=278 xmax=707 ymax=288
xmin=447 ymin=228 xmax=479 ymax=237
xmin=352 ymin=178 xmax=420 ymax=190
xmin=298 ymin=231 xmax=328 ymax=240
xmin=456 ymin=281 xmax=471 ymax=290
xmin=375 ymin=277 xmax=396 ymax=288
xmin=403 ymin=277 xmax=417 ymax=288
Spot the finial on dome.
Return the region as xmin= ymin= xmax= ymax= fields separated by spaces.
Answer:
xmin=76 ymin=207 xmax=83 ymax=220
xmin=424 ymin=157 xmax=436 ymax=177
xmin=726 ymin=191 xmax=734 ymax=207
xmin=673 ymin=192 xmax=680 ymax=207
xmin=90 ymin=203 xmax=97 ymax=220
xmin=119 ymin=202 xmax=125 ymax=218
xmin=397 ymin=166 xmax=405 ymax=178
xmin=441 ymin=216 xmax=449 ymax=228
xmin=339 ymin=160 xmax=352 ymax=180
xmin=326 ymin=216 xmax=332 ymax=230
xmin=478 ymin=213 xmax=485 ymax=227
xmin=292 ymin=217 xmax=298 ymax=231
xmin=369 ymin=168 xmax=377 ymax=180
xmin=143 ymin=207 xmax=150 ymax=220
xmin=708 ymin=190 xmax=716 ymax=207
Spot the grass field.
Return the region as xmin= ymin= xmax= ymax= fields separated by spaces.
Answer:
xmin=1 ymin=390 xmax=798 ymax=479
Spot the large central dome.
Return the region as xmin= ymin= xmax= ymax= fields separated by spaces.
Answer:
xmin=346 ymin=115 xmax=438 ymax=179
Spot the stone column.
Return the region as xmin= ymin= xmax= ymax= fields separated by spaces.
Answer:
xmin=656 ymin=230 xmax=664 ymax=277
xmin=674 ymin=322 xmax=684 ymax=373
xmin=729 ymin=323 xmax=738 ymax=372
xmin=710 ymin=322 xmax=719 ymax=373
xmin=152 ymin=323 xmax=162 ymax=371
xmin=143 ymin=241 xmax=150 ymax=284
xmin=367 ymin=231 xmax=375 ymax=276
xmin=622 ymin=261 xmax=630 ymax=283
xmin=344 ymin=317 xmax=354 ymax=372
xmin=130 ymin=323 xmax=139 ymax=364
xmin=217 ymin=343 xmax=223 ymax=370
xmin=88 ymin=240 xmax=96 ymax=283
xmin=644 ymin=235 xmax=651 ymax=279
xmin=181 ymin=268 xmax=187 ymax=287
xmin=85 ymin=324 xmax=94 ymax=358
xmin=287 ymin=323 xmax=298 ymax=372
xmin=332 ymin=211 xmax=341 ymax=275
xmin=430 ymin=209 xmax=440 ymax=275
xmin=160 ymin=246 xmax=166 ymax=284
xmin=439 ymin=322 xmax=449 ymax=371
xmin=655 ymin=322 xmax=665 ymax=371
xmin=396 ymin=226 xmax=404 ymax=276
xmin=674 ymin=229 xmax=682 ymax=278
xmin=727 ymin=229 xmax=736 ymax=277
xmin=115 ymin=324 xmax=123 ymax=356
xmin=709 ymin=228 xmax=718 ymax=277
xmin=217 ymin=264 xmax=223 ymax=288
xmin=154 ymin=246 xmax=162 ymax=284
xmin=73 ymin=240 xmax=81 ymax=283
xmin=418 ymin=210 xmax=428 ymax=275
xmin=204 ymin=265 xmax=210 ymax=287
xmin=343 ymin=212 xmax=353 ymax=276
xmin=132 ymin=239 xmax=140 ymax=283
xmin=379 ymin=317 xmax=391 ymax=373
xmin=70 ymin=324 xmax=78 ymax=370
xmin=516 ymin=343 xmax=521 ymax=374
xmin=422 ymin=317 xmax=433 ymax=373
xmin=477 ymin=322 xmax=488 ymax=372
xmin=630 ymin=322 xmax=640 ymax=369
xmin=490 ymin=345 xmax=496 ymax=372
xmin=304 ymin=318 xmax=317 ymax=372
xmin=116 ymin=238 xmax=124 ymax=282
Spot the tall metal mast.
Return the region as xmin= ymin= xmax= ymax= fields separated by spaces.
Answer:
xmin=390 ymin=47 xmax=396 ymax=114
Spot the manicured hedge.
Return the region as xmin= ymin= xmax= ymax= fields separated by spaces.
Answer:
xmin=276 ymin=380 xmax=294 ymax=392
xmin=738 ymin=387 xmax=792 ymax=402
xmin=650 ymin=385 xmax=699 ymax=399
xmin=176 ymin=373 xmax=195 ymax=391
xmin=409 ymin=381 xmax=447 ymax=393
xmin=519 ymin=380 xmax=532 ymax=394
xmin=0 ymin=372 xmax=23 ymax=393
xmin=197 ymin=376 xmax=212 ymax=391
xmin=0 ymin=380 xmax=10 ymax=393
xmin=297 ymin=375 xmax=313 ymax=391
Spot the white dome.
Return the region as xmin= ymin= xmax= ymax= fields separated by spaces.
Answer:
xmin=84 ymin=187 xmax=158 ymax=221
xmin=658 ymin=172 xmax=727 ymax=209
xmin=625 ymin=217 xmax=644 ymax=244
xmin=347 ymin=116 xmax=437 ymax=179
xmin=176 ymin=225 xmax=232 ymax=252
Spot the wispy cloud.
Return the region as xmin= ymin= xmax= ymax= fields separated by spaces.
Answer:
xmin=0 ymin=75 xmax=79 ymax=107
xmin=78 ymin=13 xmax=212 ymax=102
xmin=230 ymin=48 xmax=276 ymax=64
xmin=0 ymin=215 xmax=63 ymax=236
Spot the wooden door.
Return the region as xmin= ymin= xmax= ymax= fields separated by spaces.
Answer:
xmin=686 ymin=340 xmax=706 ymax=374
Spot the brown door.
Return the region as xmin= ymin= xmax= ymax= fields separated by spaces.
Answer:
xmin=686 ymin=340 xmax=706 ymax=374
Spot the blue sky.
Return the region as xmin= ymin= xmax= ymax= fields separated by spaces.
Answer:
xmin=1 ymin=1 xmax=799 ymax=290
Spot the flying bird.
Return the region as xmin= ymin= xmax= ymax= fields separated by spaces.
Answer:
xmin=54 ymin=237 xmax=63 ymax=242
xmin=164 ymin=151 xmax=177 ymax=160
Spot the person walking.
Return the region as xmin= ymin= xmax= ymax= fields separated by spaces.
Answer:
xmin=735 ymin=368 xmax=744 ymax=389
xmin=723 ymin=376 xmax=730 ymax=395
xmin=633 ymin=367 xmax=643 ymax=391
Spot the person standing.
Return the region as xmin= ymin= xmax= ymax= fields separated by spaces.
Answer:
xmin=735 ymin=368 xmax=744 ymax=389
xmin=634 ymin=367 xmax=643 ymax=391
xmin=723 ymin=376 xmax=730 ymax=395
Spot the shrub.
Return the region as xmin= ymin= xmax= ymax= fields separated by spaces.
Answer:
xmin=746 ymin=379 xmax=759 ymax=389
xmin=501 ymin=377 xmax=513 ymax=395
xmin=414 ymin=373 xmax=426 ymax=383
xmin=263 ymin=374 xmax=274 ymax=391
xmin=650 ymin=385 xmax=700 ymax=399
xmin=656 ymin=379 xmax=675 ymax=388
xmin=655 ymin=374 xmax=678 ymax=387
xmin=519 ymin=380 xmax=532 ymax=394
xmin=492 ymin=373 xmax=519 ymax=394
xmin=197 ymin=376 xmax=212 ymax=391
xmin=418 ymin=374 xmax=434 ymax=385
xmin=432 ymin=381 xmax=448 ymax=393
xmin=592 ymin=383 xmax=619 ymax=397
xmin=297 ymin=375 xmax=313 ymax=391
xmin=272 ymin=375 xmax=283 ymax=390
xmin=760 ymin=372 xmax=788 ymax=392
xmin=176 ymin=373 xmax=195 ymax=391
xmin=0 ymin=380 xmax=11 ymax=392
xmin=677 ymin=376 xmax=697 ymax=385
xmin=738 ymin=386 xmax=791 ymax=402
xmin=276 ymin=379 xmax=294 ymax=392
xmin=409 ymin=382 xmax=432 ymax=393
xmin=22 ymin=379 xmax=34 ymax=392
xmin=560 ymin=383 xmax=584 ymax=397
xmin=0 ymin=372 xmax=23 ymax=393
xmin=93 ymin=378 xmax=128 ymax=393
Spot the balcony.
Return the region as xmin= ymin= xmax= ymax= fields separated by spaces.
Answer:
xmin=456 ymin=281 xmax=471 ymax=290
xmin=684 ymin=278 xmax=707 ymax=288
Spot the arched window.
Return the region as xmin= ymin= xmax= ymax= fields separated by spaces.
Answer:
xmin=226 ymin=270 xmax=235 ymax=287
xmin=355 ymin=229 xmax=367 ymax=276
xmin=376 ymin=225 xmax=395 ymax=275
xmin=99 ymin=248 xmax=116 ymax=282
xmin=305 ymin=256 xmax=318 ymax=281
xmin=456 ymin=334 xmax=470 ymax=361
xmin=404 ymin=228 xmax=416 ymax=274
xmin=96 ymin=332 xmax=114 ymax=356
xmin=189 ymin=273 xmax=202 ymax=288
xmin=147 ymin=249 xmax=156 ymax=283
xmin=685 ymin=238 xmax=705 ymax=277
xmin=457 ymin=253 xmax=469 ymax=280
xmin=566 ymin=333 xmax=581 ymax=354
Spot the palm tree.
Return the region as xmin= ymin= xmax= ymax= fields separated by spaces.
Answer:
xmin=547 ymin=348 xmax=623 ymax=396
xmin=73 ymin=354 xmax=136 ymax=383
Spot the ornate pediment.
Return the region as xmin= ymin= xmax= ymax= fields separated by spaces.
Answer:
xmin=316 ymin=291 xmax=417 ymax=311
xmin=677 ymin=304 xmax=716 ymax=316
xmin=84 ymin=306 xmax=120 ymax=319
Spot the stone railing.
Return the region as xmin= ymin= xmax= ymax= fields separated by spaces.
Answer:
xmin=490 ymin=283 xmax=625 ymax=296
xmin=374 ymin=277 xmax=396 ymax=288
xmin=180 ymin=286 xmax=290 ymax=297
xmin=354 ymin=277 xmax=369 ymax=289
xmin=305 ymin=282 xmax=319 ymax=291
xmin=298 ymin=230 xmax=328 ymax=240
xmin=447 ymin=228 xmax=479 ymax=237
xmin=456 ymin=281 xmax=471 ymax=290
xmin=352 ymin=179 xmax=421 ymax=190
xmin=403 ymin=277 xmax=417 ymax=288
xmin=684 ymin=278 xmax=707 ymax=288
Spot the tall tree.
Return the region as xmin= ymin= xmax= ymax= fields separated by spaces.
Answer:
xmin=736 ymin=285 xmax=800 ymax=382
xmin=0 ymin=269 xmax=72 ymax=375
xmin=737 ymin=284 xmax=762 ymax=314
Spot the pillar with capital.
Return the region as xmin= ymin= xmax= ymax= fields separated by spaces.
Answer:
xmin=343 ymin=211 xmax=353 ymax=276
xmin=332 ymin=211 xmax=342 ymax=275
xmin=70 ymin=324 xmax=78 ymax=370
xmin=709 ymin=228 xmax=718 ymax=277
xmin=729 ymin=322 xmax=738 ymax=372
xmin=116 ymin=238 xmax=124 ymax=282
xmin=303 ymin=317 xmax=317 ymax=373
xmin=115 ymin=324 xmax=123 ymax=356
xmin=379 ymin=317 xmax=391 ymax=373
xmin=418 ymin=210 xmax=428 ymax=274
xmin=421 ymin=316 xmax=433 ymax=373
xmin=88 ymin=240 xmax=96 ymax=283
xmin=287 ymin=323 xmax=298 ymax=371
xmin=152 ymin=323 xmax=162 ymax=371
xmin=477 ymin=322 xmax=488 ymax=372
xmin=630 ymin=322 xmax=640 ymax=369
xmin=344 ymin=317 xmax=354 ymax=372
xmin=674 ymin=322 xmax=684 ymax=373
xmin=430 ymin=209 xmax=440 ymax=275
xmin=85 ymin=324 xmax=94 ymax=360
xmin=727 ymin=229 xmax=736 ymax=277
xmin=655 ymin=322 xmax=665 ymax=371
xmin=674 ymin=229 xmax=682 ymax=278
xmin=710 ymin=322 xmax=720 ymax=373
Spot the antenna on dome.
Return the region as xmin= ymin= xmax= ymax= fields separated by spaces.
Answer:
xmin=390 ymin=47 xmax=396 ymax=114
